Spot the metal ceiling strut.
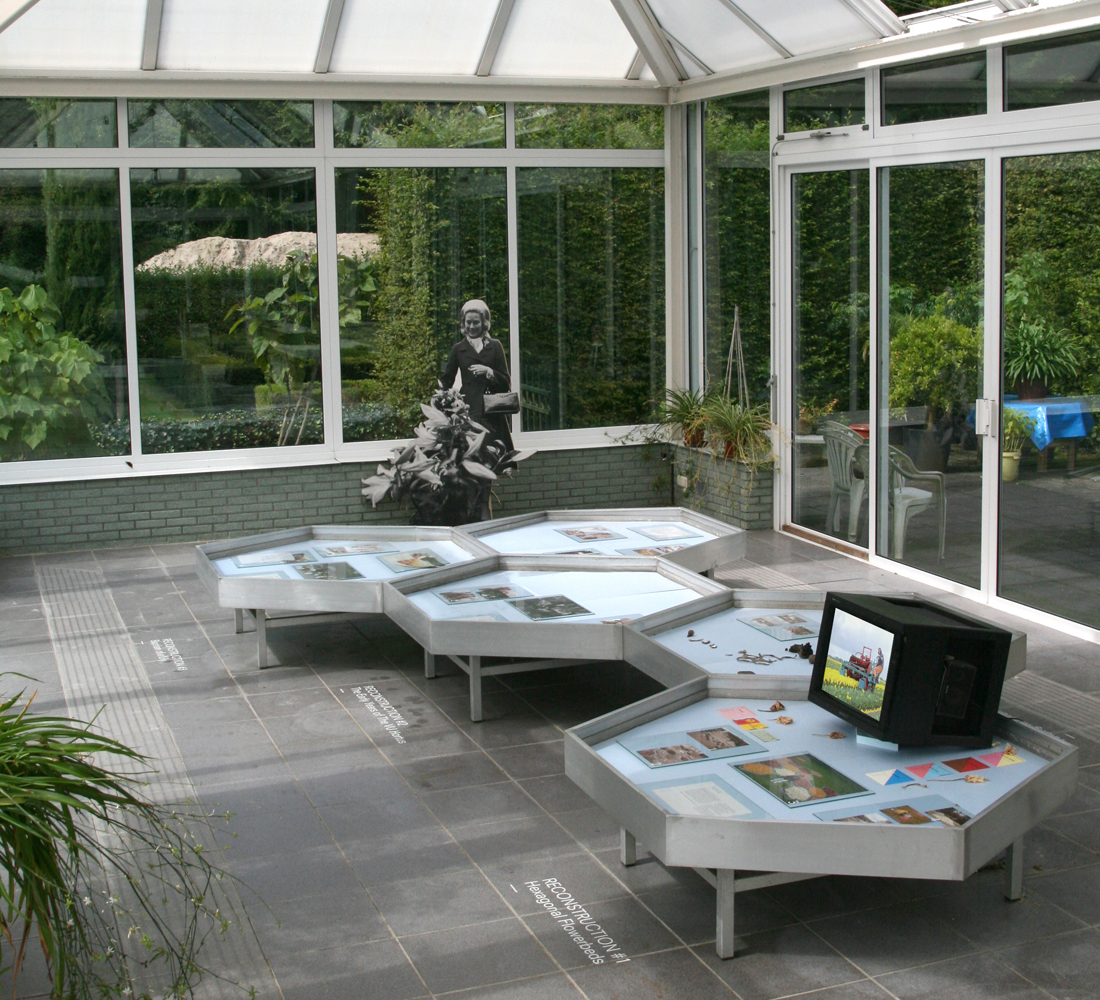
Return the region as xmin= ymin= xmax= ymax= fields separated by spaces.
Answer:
xmin=713 ymin=0 xmax=793 ymax=59
xmin=626 ymin=49 xmax=646 ymax=80
xmin=0 ymin=0 xmax=40 ymax=38
xmin=609 ymin=0 xmax=686 ymax=87
xmin=141 ymin=0 xmax=164 ymax=71
xmin=477 ymin=0 xmax=516 ymax=77
xmin=314 ymin=0 xmax=346 ymax=74
xmin=837 ymin=0 xmax=908 ymax=37
xmin=993 ymin=0 xmax=1036 ymax=9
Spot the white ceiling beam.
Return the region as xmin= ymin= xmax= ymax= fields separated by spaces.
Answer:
xmin=314 ymin=0 xmax=346 ymax=74
xmin=477 ymin=0 xmax=516 ymax=77
xmin=713 ymin=0 xmax=792 ymax=59
xmin=609 ymin=0 xmax=686 ymax=87
xmin=837 ymin=0 xmax=908 ymax=38
xmin=626 ymin=49 xmax=646 ymax=80
xmin=666 ymin=32 xmax=714 ymax=76
xmin=0 ymin=0 xmax=41 ymax=37
xmin=993 ymin=0 xmax=1036 ymax=9
xmin=141 ymin=0 xmax=163 ymax=71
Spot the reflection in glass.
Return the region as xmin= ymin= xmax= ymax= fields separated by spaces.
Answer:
xmin=792 ymin=170 xmax=869 ymax=538
xmin=0 ymin=169 xmax=127 ymax=460
xmin=332 ymin=102 xmax=504 ymax=149
xmin=882 ymin=52 xmax=987 ymax=125
xmin=876 ymin=162 xmax=984 ymax=588
xmin=1005 ymin=30 xmax=1100 ymax=112
xmin=0 ymin=98 xmax=116 ymax=147
xmin=127 ymin=100 xmax=314 ymax=148
xmin=130 ymin=167 xmax=321 ymax=453
xmin=333 ymin=167 xmax=508 ymax=442
xmin=1001 ymin=152 xmax=1100 ymax=627
xmin=704 ymin=90 xmax=770 ymax=402
xmin=514 ymin=104 xmax=663 ymax=149
xmin=784 ymin=79 xmax=865 ymax=133
xmin=516 ymin=168 xmax=664 ymax=431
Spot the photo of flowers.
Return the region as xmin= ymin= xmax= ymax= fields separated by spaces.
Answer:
xmin=733 ymin=753 xmax=869 ymax=807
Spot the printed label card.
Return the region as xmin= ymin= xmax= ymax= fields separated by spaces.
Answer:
xmin=555 ymin=526 xmax=626 ymax=543
xmin=314 ymin=542 xmax=396 ymax=557
xmin=633 ymin=524 xmax=702 ymax=542
xmin=641 ymin=774 xmax=769 ymax=819
xmin=233 ymin=549 xmax=315 ymax=569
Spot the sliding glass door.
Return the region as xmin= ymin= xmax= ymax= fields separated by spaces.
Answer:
xmin=875 ymin=161 xmax=985 ymax=588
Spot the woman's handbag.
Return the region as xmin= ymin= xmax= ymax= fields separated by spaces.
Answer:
xmin=483 ymin=391 xmax=520 ymax=415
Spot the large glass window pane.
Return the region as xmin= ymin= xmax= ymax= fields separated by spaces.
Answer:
xmin=333 ymin=167 xmax=508 ymax=442
xmin=1005 ymin=30 xmax=1100 ymax=112
xmin=128 ymin=100 xmax=314 ymax=148
xmin=0 ymin=98 xmax=117 ymax=147
xmin=514 ymin=104 xmax=663 ymax=150
xmin=792 ymin=169 xmax=869 ymax=538
xmin=1001 ymin=152 xmax=1100 ymax=627
xmin=882 ymin=52 xmax=987 ymax=125
xmin=876 ymin=162 xmax=984 ymax=587
xmin=0 ymin=169 xmax=127 ymax=461
xmin=332 ymin=102 xmax=504 ymax=149
xmin=704 ymin=90 xmax=770 ymax=402
xmin=130 ymin=167 xmax=320 ymax=454
xmin=784 ymin=79 xmax=865 ymax=134
xmin=517 ymin=168 xmax=664 ymax=431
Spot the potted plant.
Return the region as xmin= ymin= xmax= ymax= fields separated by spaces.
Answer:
xmin=362 ymin=385 xmax=532 ymax=524
xmin=702 ymin=394 xmax=773 ymax=466
xmin=1003 ymin=316 xmax=1083 ymax=400
xmin=1002 ymin=406 xmax=1037 ymax=483
xmin=660 ymin=387 xmax=711 ymax=448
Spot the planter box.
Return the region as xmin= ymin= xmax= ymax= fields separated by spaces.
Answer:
xmin=672 ymin=445 xmax=774 ymax=530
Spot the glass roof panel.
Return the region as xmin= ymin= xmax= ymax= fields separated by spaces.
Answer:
xmin=492 ymin=0 xmax=637 ymax=79
xmin=0 ymin=0 xmax=145 ymax=71
xmin=158 ymin=0 xmax=328 ymax=73
xmin=329 ymin=0 xmax=500 ymax=76
xmin=647 ymin=0 xmax=779 ymax=75
xmin=735 ymin=0 xmax=879 ymax=57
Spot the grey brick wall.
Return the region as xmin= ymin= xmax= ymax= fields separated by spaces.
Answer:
xmin=0 ymin=445 xmax=666 ymax=555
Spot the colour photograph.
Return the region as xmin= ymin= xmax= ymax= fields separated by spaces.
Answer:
xmin=822 ymin=608 xmax=896 ymax=719
xmin=744 ymin=613 xmax=821 ymax=642
xmin=314 ymin=542 xmax=396 ymax=557
xmin=437 ymin=584 xmax=533 ymax=605
xmin=734 ymin=753 xmax=869 ymax=807
xmin=378 ymin=549 xmax=450 ymax=573
xmin=927 ymin=807 xmax=971 ymax=827
xmin=882 ymin=805 xmax=931 ymax=825
xmin=636 ymin=744 xmax=707 ymax=766
xmin=508 ymin=595 xmax=592 ymax=621
xmin=688 ymin=727 xmax=749 ymax=750
xmin=555 ymin=526 xmax=625 ymax=542
xmin=233 ymin=549 xmax=315 ymax=569
xmin=437 ymin=590 xmax=480 ymax=605
xmin=295 ymin=562 xmax=363 ymax=581
xmin=834 ymin=812 xmax=890 ymax=824
xmin=556 ymin=549 xmax=601 ymax=556
xmin=616 ymin=545 xmax=687 ymax=556
xmin=634 ymin=524 xmax=701 ymax=542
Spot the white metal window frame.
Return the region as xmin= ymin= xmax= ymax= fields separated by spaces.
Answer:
xmin=765 ymin=47 xmax=1100 ymax=645
xmin=0 ymin=97 xmax=666 ymax=485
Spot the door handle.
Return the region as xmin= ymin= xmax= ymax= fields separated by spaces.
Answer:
xmin=974 ymin=398 xmax=995 ymax=439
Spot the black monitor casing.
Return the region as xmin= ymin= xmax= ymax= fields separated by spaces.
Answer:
xmin=808 ymin=593 xmax=1012 ymax=749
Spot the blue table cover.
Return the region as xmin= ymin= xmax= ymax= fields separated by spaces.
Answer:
xmin=967 ymin=397 xmax=1095 ymax=451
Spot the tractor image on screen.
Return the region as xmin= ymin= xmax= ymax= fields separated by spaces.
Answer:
xmin=843 ymin=646 xmax=879 ymax=690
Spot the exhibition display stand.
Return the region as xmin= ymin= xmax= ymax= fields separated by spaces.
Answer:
xmin=381 ymin=554 xmax=727 ymax=720
xmin=564 ymin=676 xmax=1077 ymax=959
xmin=464 ymin=508 xmax=746 ymax=576
xmin=195 ymin=526 xmax=494 ymax=666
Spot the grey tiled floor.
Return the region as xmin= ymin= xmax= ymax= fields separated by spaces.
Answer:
xmin=2 ymin=530 xmax=1099 ymax=999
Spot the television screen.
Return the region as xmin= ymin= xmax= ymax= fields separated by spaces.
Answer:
xmin=822 ymin=608 xmax=896 ymax=722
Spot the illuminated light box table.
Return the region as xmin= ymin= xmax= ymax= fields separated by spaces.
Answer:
xmin=625 ymin=591 xmax=1028 ymax=699
xmin=565 ymin=677 xmax=1075 ymax=959
xmin=196 ymin=526 xmax=494 ymax=667
xmin=463 ymin=508 xmax=745 ymax=576
xmin=382 ymin=555 xmax=727 ymax=720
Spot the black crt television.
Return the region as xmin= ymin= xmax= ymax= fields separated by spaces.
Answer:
xmin=808 ymin=593 xmax=1013 ymax=749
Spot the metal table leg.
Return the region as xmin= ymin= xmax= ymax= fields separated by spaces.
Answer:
xmin=620 ymin=828 xmax=637 ymax=867
xmin=716 ymin=869 xmax=736 ymax=959
xmin=1005 ymin=837 xmax=1024 ymax=901
xmin=255 ymin=610 xmax=268 ymax=668
xmin=234 ymin=608 xmax=244 ymax=634
xmin=424 ymin=650 xmax=436 ymax=679
xmin=469 ymin=655 xmax=482 ymax=722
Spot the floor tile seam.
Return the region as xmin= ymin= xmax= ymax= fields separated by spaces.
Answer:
xmin=1033 ymin=819 xmax=1100 ymax=860
xmin=784 ymin=877 xmax=988 ymax=927
xmin=792 ymin=911 xmax=901 ymax=987
xmin=431 ymin=971 xmax=588 ymax=999
xmin=766 ymin=976 xmax=892 ymax=1000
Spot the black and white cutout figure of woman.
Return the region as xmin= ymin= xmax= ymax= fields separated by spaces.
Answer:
xmin=442 ymin=299 xmax=514 ymax=452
